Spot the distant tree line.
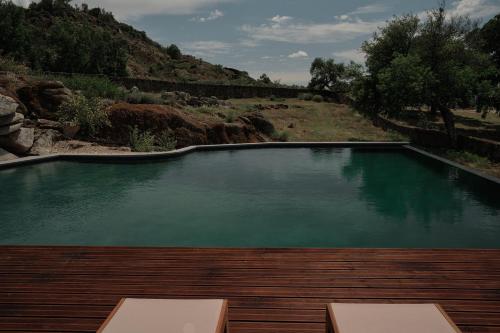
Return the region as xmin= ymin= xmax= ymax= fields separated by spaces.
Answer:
xmin=0 ymin=0 xmax=128 ymax=76
xmin=308 ymin=5 xmax=500 ymax=146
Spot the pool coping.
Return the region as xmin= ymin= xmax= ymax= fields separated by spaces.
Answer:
xmin=1 ymin=141 xmax=499 ymax=184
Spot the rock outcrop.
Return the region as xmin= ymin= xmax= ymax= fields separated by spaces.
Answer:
xmin=0 ymin=93 xmax=34 ymax=155
xmin=161 ymin=91 xmax=232 ymax=109
xmin=16 ymin=80 xmax=72 ymax=119
xmin=100 ymin=103 xmax=268 ymax=147
xmin=0 ymin=127 xmax=34 ymax=154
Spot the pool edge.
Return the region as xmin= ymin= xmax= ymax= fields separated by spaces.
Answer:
xmin=1 ymin=141 xmax=499 ymax=185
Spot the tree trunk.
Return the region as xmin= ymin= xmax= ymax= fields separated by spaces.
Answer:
xmin=430 ymin=103 xmax=438 ymax=115
xmin=440 ymin=107 xmax=457 ymax=147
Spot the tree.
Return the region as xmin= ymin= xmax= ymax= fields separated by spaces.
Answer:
xmin=308 ymin=58 xmax=345 ymax=91
xmin=358 ymin=4 xmax=499 ymax=146
xmin=166 ymin=44 xmax=182 ymax=60
xmin=258 ymin=73 xmax=272 ymax=84
xmin=480 ymin=14 xmax=500 ymax=69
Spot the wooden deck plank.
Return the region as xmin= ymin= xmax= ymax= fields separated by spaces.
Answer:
xmin=0 ymin=247 xmax=499 ymax=333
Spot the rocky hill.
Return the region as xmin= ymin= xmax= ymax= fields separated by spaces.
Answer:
xmin=0 ymin=0 xmax=255 ymax=84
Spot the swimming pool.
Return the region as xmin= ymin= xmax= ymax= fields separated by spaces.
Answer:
xmin=1 ymin=147 xmax=499 ymax=247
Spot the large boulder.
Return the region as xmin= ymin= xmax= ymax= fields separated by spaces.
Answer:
xmin=0 ymin=94 xmax=18 ymax=117
xmin=0 ymin=122 xmax=22 ymax=136
xmin=101 ymin=103 xmax=208 ymax=147
xmin=30 ymin=129 xmax=63 ymax=155
xmin=100 ymin=103 xmax=268 ymax=148
xmin=0 ymin=112 xmax=24 ymax=126
xmin=242 ymin=113 xmax=275 ymax=135
xmin=0 ymin=127 xmax=35 ymax=154
xmin=16 ymin=80 xmax=72 ymax=119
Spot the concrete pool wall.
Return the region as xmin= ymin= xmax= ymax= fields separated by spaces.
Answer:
xmin=1 ymin=141 xmax=499 ymax=185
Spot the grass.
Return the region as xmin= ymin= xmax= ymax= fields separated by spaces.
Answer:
xmin=225 ymin=98 xmax=407 ymax=142
xmin=30 ymin=73 xmax=126 ymax=100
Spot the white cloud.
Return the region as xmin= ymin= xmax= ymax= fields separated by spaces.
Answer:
xmin=250 ymin=70 xmax=310 ymax=85
xmin=270 ymin=15 xmax=293 ymax=24
xmin=70 ymin=0 xmax=235 ymax=20
xmin=192 ymin=9 xmax=224 ymax=22
xmin=348 ymin=4 xmax=388 ymax=15
xmin=447 ymin=0 xmax=500 ymax=19
xmin=333 ymin=48 xmax=366 ymax=63
xmin=335 ymin=15 xmax=350 ymax=21
xmin=181 ymin=40 xmax=232 ymax=57
xmin=288 ymin=50 xmax=309 ymax=58
xmin=241 ymin=19 xmax=383 ymax=44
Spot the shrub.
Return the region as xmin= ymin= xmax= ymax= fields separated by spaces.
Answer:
xmin=225 ymin=110 xmax=237 ymax=123
xmin=271 ymin=130 xmax=290 ymax=142
xmin=36 ymin=74 xmax=126 ymax=100
xmin=57 ymin=95 xmax=110 ymax=137
xmin=156 ymin=130 xmax=177 ymax=151
xmin=312 ymin=95 xmax=324 ymax=103
xmin=129 ymin=126 xmax=155 ymax=152
xmin=126 ymin=91 xmax=163 ymax=104
xmin=166 ymin=44 xmax=182 ymax=60
xmin=298 ymin=92 xmax=313 ymax=101
xmin=0 ymin=56 xmax=28 ymax=74
xmin=446 ymin=150 xmax=490 ymax=168
xmin=269 ymin=95 xmax=285 ymax=102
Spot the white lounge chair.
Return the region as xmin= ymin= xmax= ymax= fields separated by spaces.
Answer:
xmin=327 ymin=303 xmax=462 ymax=333
xmin=98 ymin=298 xmax=229 ymax=333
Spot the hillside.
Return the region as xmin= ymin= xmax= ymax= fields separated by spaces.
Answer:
xmin=0 ymin=0 xmax=255 ymax=84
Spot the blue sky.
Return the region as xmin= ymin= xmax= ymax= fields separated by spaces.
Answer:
xmin=56 ymin=0 xmax=500 ymax=84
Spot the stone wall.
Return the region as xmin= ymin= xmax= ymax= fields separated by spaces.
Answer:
xmin=373 ymin=115 xmax=500 ymax=162
xmin=111 ymin=77 xmax=342 ymax=101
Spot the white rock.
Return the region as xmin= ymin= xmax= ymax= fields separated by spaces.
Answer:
xmin=0 ymin=127 xmax=34 ymax=154
xmin=0 ymin=94 xmax=18 ymax=117
xmin=0 ymin=122 xmax=22 ymax=136
xmin=0 ymin=112 xmax=24 ymax=126
xmin=30 ymin=129 xmax=62 ymax=155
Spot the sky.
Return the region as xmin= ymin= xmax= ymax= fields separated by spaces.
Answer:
xmin=19 ymin=0 xmax=500 ymax=84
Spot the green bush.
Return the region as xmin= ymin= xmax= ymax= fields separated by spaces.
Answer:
xmin=129 ymin=126 xmax=155 ymax=152
xmin=126 ymin=91 xmax=163 ymax=104
xmin=57 ymin=95 xmax=110 ymax=137
xmin=166 ymin=44 xmax=182 ymax=60
xmin=156 ymin=130 xmax=177 ymax=151
xmin=225 ymin=110 xmax=237 ymax=123
xmin=446 ymin=150 xmax=490 ymax=167
xmin=269 ymin=95 xmax=285 ymax=102
xmin=298 ymin=92 xmax=313 ymax=101
xmin=312 ymin=95 xmax=324 ymax=103
xmin=33 ymin=73 xmax=126 ymax=100
xmin=271 ymin=130 xmax=290 ymax=142
xmin=0 ymin=56 xmax=28 ymax=74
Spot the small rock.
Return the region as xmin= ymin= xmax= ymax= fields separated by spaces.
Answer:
xmin=0 ymin=112 xmax=24 ymax=126
xmin=36 ymin=80 xmax=65 ymax=90
xmin=62 ymin=122 xmax=80 ymax=139
xmin=37 ymin=118 xmax=62 ymax=130
xmin=0 ymin=147 xmax=18 ymax=161
xmin=0 ymin=127 xmax=34 ymax=154
xmin=23 ymin=118 xmax=37 ymax=128
xmin=245 ymin=113 xmax=275 ymax=135
xmin=0 ymin=94 xmax=18 ymax=117
xmin=0 ymin=122 xmax=22 ymax=136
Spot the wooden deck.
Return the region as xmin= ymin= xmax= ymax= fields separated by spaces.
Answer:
xmin=1 ymin=247 xmax=500 ymax=333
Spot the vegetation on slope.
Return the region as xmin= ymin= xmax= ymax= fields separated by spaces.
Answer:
xmin=0 ymin=0 xmax=255 ymax=83
xmin=306 ymin=7 xmax=500 ymax=147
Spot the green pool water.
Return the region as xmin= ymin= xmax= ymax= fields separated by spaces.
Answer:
xmin=0 ymin=148 xmax=499 ymax=248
